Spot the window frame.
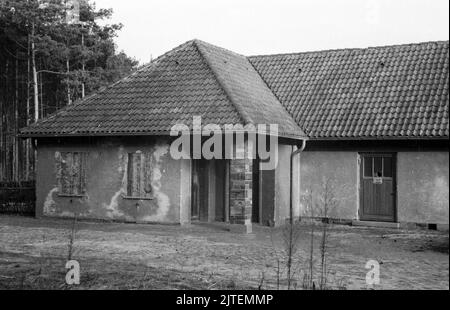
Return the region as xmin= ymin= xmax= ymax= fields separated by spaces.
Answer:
xmin=361 ymin=153 xmax=394 ymax=180
xmin=122 ymin=151 xmax=155 ymax=200
xmin=55 ymin=151 xmax=88 ymax=197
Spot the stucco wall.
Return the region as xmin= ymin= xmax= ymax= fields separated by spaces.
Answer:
xmin=274 ymin=144 xmax=289 ymax=225
xmin=36 ymin=137 xmax=189 ymax=224
xmin=397 ymin=152 xmax=449 ymax=224
xmin=35 ymin=136 xmax=449 ymax=226
xmin=300 ymin=150 xmax=449 ymax=225
xmin=179 ymin=159 xmax=192 ymax=224
xmin=299 ymin=151 xmax=358 ymax=220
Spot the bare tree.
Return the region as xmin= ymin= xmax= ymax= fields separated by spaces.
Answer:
xmin=282 ymin=220 xmax=302 ymax=289
xmin=318 ymin=178 xmax=337 ymax=289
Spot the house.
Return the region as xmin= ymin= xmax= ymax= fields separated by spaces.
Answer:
xmin=20 ymin=40 xmax=449 ymax=231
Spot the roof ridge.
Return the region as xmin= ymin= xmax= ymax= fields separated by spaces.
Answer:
xmin=194 ymin=40 xmax=306 ymax=138
xmin=193 ymin=39 xmax=247 ymax=58
xmin=193 ymin=40 xmax=252 ymax=125
xmin=151 ymin=40 xmax=197 ymax=64
xmin=248 ymin=40 xmax=449 ymax=59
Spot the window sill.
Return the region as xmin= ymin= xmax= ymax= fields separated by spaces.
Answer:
xmin=121 ymin=195 xmax=155 ymax=200
xmin=57 ymin=194 xmax=85 ymax=198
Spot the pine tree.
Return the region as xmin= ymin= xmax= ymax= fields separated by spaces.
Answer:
xmin=0 ymin=0 xmax=138 ymax=182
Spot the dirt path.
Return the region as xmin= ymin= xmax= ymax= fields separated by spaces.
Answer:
xmin=0 ymin=215 xmax=448 ymax=289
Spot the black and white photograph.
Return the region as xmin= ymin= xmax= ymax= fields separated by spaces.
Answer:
xmin=0 ymin=0 xmax=448 ymax=296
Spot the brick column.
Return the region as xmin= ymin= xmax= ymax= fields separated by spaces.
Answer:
xmin=229 ymin=140 xmax=253 ymax=233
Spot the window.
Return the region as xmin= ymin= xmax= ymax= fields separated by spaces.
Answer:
xmin=363 ymin=157 xmax=372 ymax=177
xmin=362 ymin=155 xmax=394 ymax=178
xmin=383 ymin=157 xmax=393 ymax=177
xmin=55 ymin=152 xmax=87 ymax=196
xmin=374 ymin=157 xmax=383 ymax=177
xmin=126 ymin=151 xmax=153 ymax=198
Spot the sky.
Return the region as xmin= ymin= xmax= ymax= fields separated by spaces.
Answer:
xmin=93 ymin=0 xmax=449 ymax=64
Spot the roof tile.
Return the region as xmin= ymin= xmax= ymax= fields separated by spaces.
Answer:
xmin=250 ymin=41 xmax=449 ymax=139
xmin=21 ymin=40 xmax=449 ymax=140
xmin=21 ymin=40 xmax=305 ymax=139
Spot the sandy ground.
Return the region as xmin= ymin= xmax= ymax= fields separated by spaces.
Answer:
xmin=0 ymin=215 xmax=448 ymax=290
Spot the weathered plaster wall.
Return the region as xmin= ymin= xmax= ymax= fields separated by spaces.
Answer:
xmin=299 ymin=152 xmax=358 ymax=220
xmin=292 ymin=146 xmax=301 ymax=219
xmin=397 ymin=152 xmax=449 ymax=224
xmin=274 ymin=144 xmax=292 ymax=225
xmin=179 ymin=159 xmax=191 ymax=225
xmin=36 ymin=137 xmax=188 ymax=224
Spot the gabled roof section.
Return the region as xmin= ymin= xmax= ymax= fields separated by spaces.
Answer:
xmin=20 ymin=40 xmax=306 ymax=139
xmin=194 ymin=40 xmax=305 ymax=138
xmin=249 ymin=41 xmax=449 ymax=139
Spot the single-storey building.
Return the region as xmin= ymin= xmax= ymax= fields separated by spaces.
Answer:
xmin=20 ymin=39 xmax=449 ymax=231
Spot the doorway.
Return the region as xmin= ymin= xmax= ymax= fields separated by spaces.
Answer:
xmin=191 ymin=159 xmax=227 ymax=222
xmin=191 ymin=159 xmax=209 ymax=221
xmin=359 ymin=153 xmax=396 ymax=222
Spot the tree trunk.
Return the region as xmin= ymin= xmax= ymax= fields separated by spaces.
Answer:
xmin=0 ymin=59 xmax=3 ymax=181
xmin=26 ymin=34 xmax=31 ymax=180
xmin=31 ymin=23 xmax=39 ymax=122
xmin=14 ymin=49 xmax=19 ymax=181
xmin=67 ymin=58 xmax=71 ymax=105
xmin=81 ymin=32 xmax=85 ymax=98
xmin=39 ymin=71 xmax=43 ymax=117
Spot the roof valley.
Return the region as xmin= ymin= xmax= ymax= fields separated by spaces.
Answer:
xmin=246 ymin=56 xmax=294 ymax=128
xmin=194 ymin=40 xmax=305 ymax=138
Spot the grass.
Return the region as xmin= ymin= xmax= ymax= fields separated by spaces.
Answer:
xmin=0 ymin=214 xmax=448 ymax=290
xmin=0 ymin=251 xmax=246 ymax=290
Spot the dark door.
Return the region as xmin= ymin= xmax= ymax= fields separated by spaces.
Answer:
xmin=260 ymin=164 xmax=275 ymax=226
xmin=214 ymin=160 xmax=226 ymax=222
xmin=360 ymin=154 xmax=396 ymax=222
xmin=191 ymin=159 xmax=209 ymax=221
xmin=252 ymin=159 xmax=260 ymax=223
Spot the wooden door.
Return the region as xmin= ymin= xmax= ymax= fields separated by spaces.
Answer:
xmin=191 ymin=159 xmax=209 ymax=221
xmin=260 ymin=163 xmax=275 ymax=226
xmin=252 ymin=159 xmax=260 ymax=223
xmin=214 ymin=160 xmax=226 ymax=222
xmin=360 ymin=154 xmax=396 ymax=222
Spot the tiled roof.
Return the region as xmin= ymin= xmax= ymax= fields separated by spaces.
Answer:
xmin=195 ymin=40 xmax=302 ymax=138
xmin=21 ymin=40 xmax=449 ymax=140
xmin=249 ymin=41 xmax=449 ymax=139
xmin=20 ymin=40 xmax=305 ymax=139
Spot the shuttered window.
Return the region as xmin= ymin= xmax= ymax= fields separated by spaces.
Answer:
xmin=55 ymin=152 xmax=87 ymax=196
xmin=126 ymin=151 xmax=153 ymax=198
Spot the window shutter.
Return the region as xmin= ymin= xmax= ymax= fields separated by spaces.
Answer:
xmin=143 ymin=152 xmax=153 ymax=197
xmin=72 ymin=152 xmax=80 ymax=195
xmin=55 ymin=151 xmax=87 ymax=195
xmin=133 ymin=151 xmax=142 ymax=196
xmin=80 ymin=152 xmax=87 ymax=194
xmin=127 ymin=151 xmax=153 ymax=198
xmin=127 ymin=153 xmax=134 ymax=196
xmin=61 ymin=152 xmax=70 ymax=194
xmin=55 ymin=151 xmax=62 ymax=192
